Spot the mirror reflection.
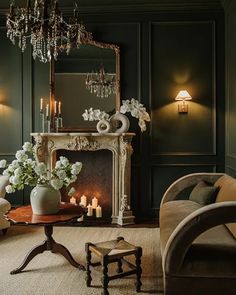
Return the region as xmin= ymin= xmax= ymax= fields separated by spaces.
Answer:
xmin=52 ymin=42 xmax=120 ymax=131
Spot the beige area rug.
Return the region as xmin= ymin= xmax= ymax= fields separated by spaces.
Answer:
xmin=0 ymin=226 xmax=163 ymax=295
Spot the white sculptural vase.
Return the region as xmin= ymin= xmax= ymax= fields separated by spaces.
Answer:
xmin=96 ymin=119 xmax=111 ymax=134
xmin=110 ymin=112 xmax=130 ymax=133
xmin=30 ymin=184 xmax=61 ymax=215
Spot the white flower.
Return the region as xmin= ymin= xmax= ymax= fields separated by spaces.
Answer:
xmin=55 ymin=161 xmax=62 ymax=169
xmin=2 ymin=169 xmax=10 ymax=176
xmin=120 ymin=98 xmax=150 ymax=132
xmin=11 ymin=160 xmax=20 ymax=169
xmin=70 ymin=175 xmax=77 ymax=183
xmin=5 ymin=185 xmax=15 ymax=194
xmin=14 ymin=167 xmax=23 ymax=176
xmin=16 ymin=150 xmax=28 ymax=162
xmin=82 ymin=109 xmax=89 ymax=121
xmin=50 ymin=178 xmax=63 ymax=190
xmin=71 ymin=162 xmax=82 ymax=175
xmin=9 ymin=175 xmax=21 ymax=185
xmin=64 ymin=177 xmax=71 ymax=185
xmin=59 ymin=156 xmax=69 ymax=167
xmin=7 ymin=164 xmax=15 ymax=172
xmin=68 ymin=187 xmax=76 ymax=197
xmin=0 ymin=159 xmax=7 ymax=168
xmin=82 ymin=108 xmax=109 ymax=121
xmin=56 ymin=170 xmax=67 ymax=180
xmin=22 ymin=142 xmax=33 ymax=152
xmin=35 ymin=163 xmax=47 ymax=176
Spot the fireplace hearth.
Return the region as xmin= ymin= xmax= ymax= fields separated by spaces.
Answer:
xmin=31 ymin=133 xmax=135 ymax=225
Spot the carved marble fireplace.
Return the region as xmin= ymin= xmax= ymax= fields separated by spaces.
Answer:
xmin=31 ymin=133 xmax=135 ymax=225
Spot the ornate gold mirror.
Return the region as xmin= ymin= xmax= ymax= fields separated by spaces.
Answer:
xmin=50 ymin=34 xmax=120 ymax=131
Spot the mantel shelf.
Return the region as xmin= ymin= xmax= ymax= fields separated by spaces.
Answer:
xmin=31 ymin=132 xmax=136 ymax=137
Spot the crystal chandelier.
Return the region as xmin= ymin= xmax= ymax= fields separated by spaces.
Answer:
xmin=85 ymin=66 xmax=116 ymax=98
xmin=6 ymin=0 xmax=91 ymax=63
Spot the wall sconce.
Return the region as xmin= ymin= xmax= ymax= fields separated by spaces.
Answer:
xmin=175 ymin=90 xmax=192 ymax=113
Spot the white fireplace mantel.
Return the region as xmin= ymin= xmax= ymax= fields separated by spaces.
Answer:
xmin=31 ymin=132 xmax=135 ymax=225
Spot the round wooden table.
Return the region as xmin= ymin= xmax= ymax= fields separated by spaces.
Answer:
xmin=5 ymin=203 xmax=86 ymax=274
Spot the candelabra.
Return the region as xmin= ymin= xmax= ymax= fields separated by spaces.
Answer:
xmin=85 ymin=66 xmax=116 ymax=98
xmin=6 ymin=0 xmax=92 ymax=63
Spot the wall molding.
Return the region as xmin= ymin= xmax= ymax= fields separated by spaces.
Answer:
xmin=0 ymin=1 xmax=223 ymax=18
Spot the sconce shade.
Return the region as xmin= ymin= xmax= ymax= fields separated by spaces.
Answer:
xmin=175 ymin=90 xmax=192 ymax=101
xmin=175 ymin=90 xmax=192 ymax=114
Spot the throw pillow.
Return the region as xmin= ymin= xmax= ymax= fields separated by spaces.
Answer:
xmin=189 ymin=180 xmax=219 ymax=205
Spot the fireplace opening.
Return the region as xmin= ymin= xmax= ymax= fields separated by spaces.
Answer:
xmin=57 ymin=149 xmax=112 ymax=222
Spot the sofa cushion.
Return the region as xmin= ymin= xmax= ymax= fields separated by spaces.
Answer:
xmin=214 ymin=175 xmax=236 ymax=239
xmin=160 ymin=200 xmax=202 ymax=254
xmin=189 ymin=180 xmax=219 ymax=205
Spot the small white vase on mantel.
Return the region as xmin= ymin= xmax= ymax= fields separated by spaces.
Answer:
xmin=96 ymin=119 xmax=112 ymax=134
xmin=30 ymin=184 xmax=61 ymax=215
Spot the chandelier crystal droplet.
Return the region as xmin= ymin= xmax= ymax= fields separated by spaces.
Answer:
xmin=6 ymin=0 xmax=92 ymax=63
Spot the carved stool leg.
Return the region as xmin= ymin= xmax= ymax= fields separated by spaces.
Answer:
xmin=2 ymin=228 xmax=8 ymax=235
xmin=116 ymin=237 xmax=124 ymax=273
xmin=85 ymin=243 xmax=92 ymax=287
xmin=135 ymin=247 xmax=142 ymax=292
xmin=116 ymin=259 xmax=123 ymax=273
xmin=101 ymin=256 xmax=109 ymax=295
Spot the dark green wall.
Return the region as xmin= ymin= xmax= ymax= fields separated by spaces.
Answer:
xmin=224 ymin=0 xmax=236 ymax=176
xmin=0 ymin=2 xmax=225 ymax=220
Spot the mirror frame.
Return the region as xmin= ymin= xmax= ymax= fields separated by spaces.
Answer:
xmin=49 ymin=32 xmax=120 ymax=132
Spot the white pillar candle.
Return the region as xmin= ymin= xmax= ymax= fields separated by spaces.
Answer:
xmin=58 ymin=101 xmax=61 ymax=115
xmin=80 ymin=195 xmax=87 ymax=207
xmin=92 ymin=197 xmax=98 ymax=209
xmin=96 ymin=205 xmax=102 ymax=218
xmin=46 ymin=104 xmax=49 ymax=118
xmin=54 ymin=100 xmax=57 ymax=115
xmin=70 ymin=196 xmax=76 ymax=205
xmin=87 ymin=204 xmax=93 ymax=216
xmin=40 ymin=98 xmax=43 ymax=112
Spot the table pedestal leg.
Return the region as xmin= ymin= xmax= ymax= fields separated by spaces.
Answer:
xmin=10 ymin=225 xmax=84 ymax=274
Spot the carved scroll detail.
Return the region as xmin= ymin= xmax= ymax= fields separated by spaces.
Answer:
xmin=67 ymin=136 xmax=100 ymax=151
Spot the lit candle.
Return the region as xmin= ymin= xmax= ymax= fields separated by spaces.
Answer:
xmin=58 ymin=101 xmax=61 ymax=115
xmin=92 ymin=197 xmax=98 ymax=209
xmin=80 ymin=195 xmax=87 ymax=207
xmin=40 ymin=98 xmax=43 ymax=112
xmin=70 ymin=196 xmax=76 ymax=205
xmin=87 ymin=204 xmax=93 ymax=216
xmin=46 ymin=104 xmax=49 ymax=118
xmin=96 ymin=205 xmax=102 ymax=218
xmin=54 ymin=100 xmax=57 ymax=115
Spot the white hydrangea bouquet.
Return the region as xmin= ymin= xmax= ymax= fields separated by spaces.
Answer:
xmin=82 ymin=98 xmax=150 ymax=132
xmin=0 ymin=142 xmax=82 ymax=194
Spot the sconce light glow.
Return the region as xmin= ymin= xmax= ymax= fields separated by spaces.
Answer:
xmin=175 ymin=90 xmax=192 ymax=113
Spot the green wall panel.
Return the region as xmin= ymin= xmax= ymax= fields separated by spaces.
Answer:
xmin=151 ymin=21 xmax=216 ymax=155
xmin=0 ymin=28 xmax=22 ymax=154
xmin=225 ymin=1 xmax=236 ymax=173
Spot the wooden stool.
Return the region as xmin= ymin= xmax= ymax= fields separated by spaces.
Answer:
xmin=85 ymin=236 xmax=142 ymax=295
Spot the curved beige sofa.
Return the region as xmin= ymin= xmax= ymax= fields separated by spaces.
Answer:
xmin=0 ymin=176 xmax=11 ymax=234
xmin=160 ymin=173 xmax=236 ymax=295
